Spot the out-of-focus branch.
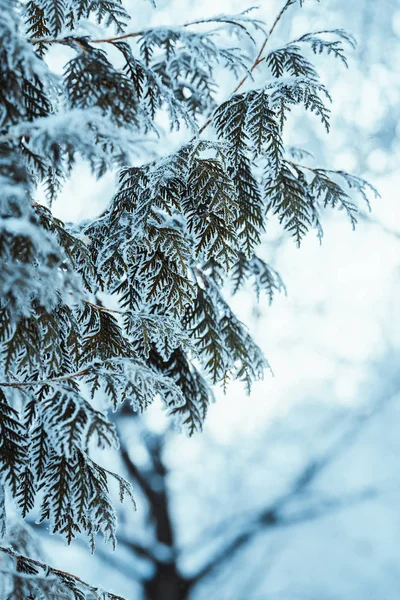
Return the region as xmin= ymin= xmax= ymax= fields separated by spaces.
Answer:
xmin=120 ymin=444 xmax=158 ymax=509
xmin=358 ymin=211 xmax=400 ymax=241
xmin=190 ymin=485 xmax=380 ymax=585
xmin=187 ymin=383 xmax=400 ymax=585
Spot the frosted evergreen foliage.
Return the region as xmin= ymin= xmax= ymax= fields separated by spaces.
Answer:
xmin=0 ymin=0 xmax=377 ymax=597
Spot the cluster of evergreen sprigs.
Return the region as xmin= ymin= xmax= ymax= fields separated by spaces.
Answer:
xmin=0 ymin=0 xmax=376 ymax=598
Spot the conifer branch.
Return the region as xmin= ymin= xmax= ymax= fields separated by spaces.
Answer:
xmin=289 ymin=161 xmax=317 ymax=172
xmin=28 ymin=15 xmax=249 ymax=46
xmin=83 ymin=299 xmax=124 ymax=315
xmin=0 ymin=368 xmax=92 ymax=388
xmin=197 ymin=0 xmax=295 ymax=136
xmin=232 ymin=0 xmax=296 ymax=93
xmin=0 ymin=546 xmax=124 ymax=600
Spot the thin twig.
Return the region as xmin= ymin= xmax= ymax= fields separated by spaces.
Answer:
xmin=83 ymin=299 xmax=124 ymax=314
xmin=232 ymin=0 xmax=295 ymax=94
xmin=197 ymin=0 xmax=295 ymax=136
xmin=0 ymin=368 xmax=91 ymax=388
xmin=29 ymin=16 xmax=235 ymax=46
xmin=289 ymin=161 xmax=316 ymax=172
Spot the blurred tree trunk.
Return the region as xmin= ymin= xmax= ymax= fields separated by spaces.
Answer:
xmin=121 ymin=427 xmax=194 ymax=600
xmin=144 ymin=568 xmax=192 ymax=600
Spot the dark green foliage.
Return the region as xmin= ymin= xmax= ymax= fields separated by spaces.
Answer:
xmin=296 ymin=29 xmax=357 ymax=65
xmin=265 ymin=161 xmax=312 ymax=245
xmin=152 ymin=347 xmax=213 ymax=436
xmin=24 ymin=2 xmax=51 ymax=56
xmin=24 ymin=0 xmax=130 ymax=39
xmin=310 ymin=169 xmax=358 ymax=227
xmin=231 ymin=253 xmax=286 ymax=301
xmin=0 ymin=391 xmax=27 ymax=495
xmin=81 ymin=306 xmax=129 ymax=363
xmin=246 ymin=90 xmax=284 ymax=169
xmin=64 ymin=44 xmax=143 ymax=128
xmin=267 ymin=44 xmax=319 ymax=80
xmin=185 ymin=285 xmax=229 ymax=384
xmin=232 ymin=151 xmax=265 ymax=256
xmin=186 ymin=158 xmax=239 ymax=268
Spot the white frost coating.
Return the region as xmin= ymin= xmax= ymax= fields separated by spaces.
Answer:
xmin=7 ymin=107 xmax=136 ymax=169
xmin=0 ymin=217 xmax=50 ymax=238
